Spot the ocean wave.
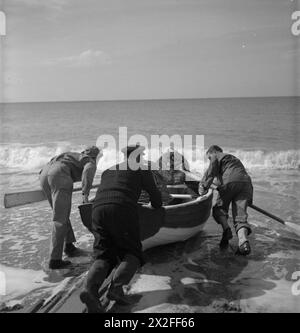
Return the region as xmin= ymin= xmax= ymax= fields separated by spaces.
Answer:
xmin=0 ymin=143 xmax=85 ymax=172
xmin=0 ymin=143 xmax=299 ymax=172
xmin=230 ymin=149 xmax=300 ymax=170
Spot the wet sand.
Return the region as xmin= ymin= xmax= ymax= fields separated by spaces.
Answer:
xmin=1 ymin=190 xmax=299 ymax=313
xmin=48 ymin=218 xmax=300 ymax=314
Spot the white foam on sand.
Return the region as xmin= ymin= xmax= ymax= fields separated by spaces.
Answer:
xmin=128 ymin=274 xmax=172 ymax=294
xmin=240 ymin=277 xmax=300 ymax=313
xmin=0 ymin=264 xmax=56 ymax=304
xmin=76 ymin=233 xmax=93 ymax=246
xmin=181 ymin=277 xmax=221 ymax=285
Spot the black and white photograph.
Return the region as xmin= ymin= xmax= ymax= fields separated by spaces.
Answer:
xmin=0 ymin=0 xmax=299 ymax=317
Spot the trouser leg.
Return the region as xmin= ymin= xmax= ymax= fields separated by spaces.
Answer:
xmin=87 ymin=205 xmax=119 ymax=297
xmin=39 ymin=166 xmax=53 ymax=207
xmin=39 ymin=166 xmax=62 ymax=260
xmin=111 ymin=254 xmax=140 ymax=290
xmin=107 ymin=254 xmax=140 ymax=303
xmin=41 ymin=163 xmax=75 ymax=261
xmin=212 ymin=210 xmax=230 ymax=231
xmin=92 ymin=205 xmax=143 ymax=303
xmin=212 ymin=192 xmax=231 ymax=231
xmin=232 ymin=183 xmax=252 ymax=236
xmin=65 ymin=219 xmax=76 ymax=244
xmin=212 ymin=187 xmax=235 ymax=248
xmin=50 ymin=220 xmax=68 ymax=260
xmin=232 ymin=199 xmax=251 ymax=235
xmin=49 ymin=184 xmax=73 ymax=260
xmin=85 ymin=259 xmax=110 ymax=297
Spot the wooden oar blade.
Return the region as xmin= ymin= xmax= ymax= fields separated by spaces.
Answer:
xmin=4 ymin=184 xmax=99 ymax=209
xmin=4 ymin=190 xmax=46 ymax=208
xmin=284 ymin=222 xmax=300 ymax=236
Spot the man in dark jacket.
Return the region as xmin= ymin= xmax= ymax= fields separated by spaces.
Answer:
xmin=80 ymin=144 xmax=162 ymax=313
xmin=39 ymin=146 xmax=101 ymax=269
xmin=158 ymin=148 xmax=190 ymax=184
xmin=199 ymin=145 xmax=253 ymax=255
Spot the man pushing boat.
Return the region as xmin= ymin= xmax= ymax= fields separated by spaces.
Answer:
xmin=39 ymin=146 xmax=102 ymax=269
xmin=198 ymin=145 xmax=253 ymax=255
xmin=157 ymin=146 xmax=190 ymax=184
xmin=79 ymin=144 xmax=162 ymax=313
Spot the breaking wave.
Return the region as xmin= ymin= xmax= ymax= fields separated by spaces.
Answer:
xmin=0 ymin=143 xmax=299 ymax=173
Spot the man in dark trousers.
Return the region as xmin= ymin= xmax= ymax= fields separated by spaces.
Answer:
xmin=198 ymin=145 xmax=253 ymax=255
xmin=39 ymin=146 xmax=101 ymax=269
xmin=80 ymin=144 xmax=162 ymax=313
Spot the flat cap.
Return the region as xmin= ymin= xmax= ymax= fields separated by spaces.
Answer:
xmin=82 ymin=145 xmax=100 ymax=158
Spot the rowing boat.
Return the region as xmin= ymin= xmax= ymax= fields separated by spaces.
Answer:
xmin=28 ymin=181 xmax=212 ymax=313
xmin=78 ymin=183 xmax=213 ymax=250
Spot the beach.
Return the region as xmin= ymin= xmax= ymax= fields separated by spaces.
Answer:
xmin=1 ymin=188 xmax=299 ymax=313
xmin=0 ymin=97 xmax=299 ymax=313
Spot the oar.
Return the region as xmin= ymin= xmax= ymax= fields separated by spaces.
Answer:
xmin=4 ymin=185 xmax=99 ymax=209
xmin=249 ymin=204 xmax=285 ymax=224
xmin=198 ymin=183 xmax=300 ymax=236
xmin=249 ymin=204 xmax=300 ymax=235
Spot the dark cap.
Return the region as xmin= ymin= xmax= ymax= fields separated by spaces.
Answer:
xmin=206 ymin=145 xmax=223 ymax=154
xmin=121 ymin=144 xmax=145 ymax=156
xmin=82 ymin=145 xmax=101 ymax=158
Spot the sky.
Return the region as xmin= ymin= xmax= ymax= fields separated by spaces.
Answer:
xmin=0 ymin=0 xmax=299 ymax=102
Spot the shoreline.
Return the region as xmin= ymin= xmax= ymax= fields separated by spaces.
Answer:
xmin=1 ymin=212 xmax=299 ymax=313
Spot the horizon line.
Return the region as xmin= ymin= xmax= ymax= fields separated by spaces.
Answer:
xmin=1 ymin=95 xmax=299 ymax=104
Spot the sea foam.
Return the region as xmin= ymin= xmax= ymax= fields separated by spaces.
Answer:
xmin=0 ymin=143 xmax=299 ymax=172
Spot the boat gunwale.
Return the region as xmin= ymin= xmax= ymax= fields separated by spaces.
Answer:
xmin=140 ymin=189 xmax=213 ymax=211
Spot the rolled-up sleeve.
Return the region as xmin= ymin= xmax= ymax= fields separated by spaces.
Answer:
xmin=200 ymin=156 xmax=219 ymax=190
xmin=81 ymin=161 xmax=97 ymax=196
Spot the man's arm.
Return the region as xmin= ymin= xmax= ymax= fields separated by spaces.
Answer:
xmin=141 ymin=170 xmax=162 ymax=208
xmin=182 ymin=156 xmax=190 ymax=171
xmin=81 ymin=161 xmax=97 ymax=202
xmin=199 ymin=155 xmax=219 ymax=193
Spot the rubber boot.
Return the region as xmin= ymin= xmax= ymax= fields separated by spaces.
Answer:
xmin=107 ymin=254 xmax=140 ymax=305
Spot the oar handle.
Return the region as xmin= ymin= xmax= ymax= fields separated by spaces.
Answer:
xmin=203 ymin=183 xmax=289 ymax=228
xmin=207 ymin=185 xmax=286 ymax=226
xmin=249 ymin=204 xmax=285 ymax=225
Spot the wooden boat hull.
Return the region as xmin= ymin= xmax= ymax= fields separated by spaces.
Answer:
xmin=140 ymin=190 xmax=212 ymax=249
xmin=78 ymin=188 xmax=213 ymax=250
xmin=28 ymin=185 xmax=213 ymax=313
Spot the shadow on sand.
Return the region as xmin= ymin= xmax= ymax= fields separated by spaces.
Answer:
xmin=118 ymin=219 xmax=300 ymax=313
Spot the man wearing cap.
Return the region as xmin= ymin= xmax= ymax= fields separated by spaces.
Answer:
xmin=80 ymin=144 xmax=162 ymax=313
xmin=39 ymin=146 xmax=101 ymax=269
xmin=158 ymin=148 xmax=190 ymax=184
xmin=198 ymin=145 xmax=253 ymax=255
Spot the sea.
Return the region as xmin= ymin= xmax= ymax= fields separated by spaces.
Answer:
xmin=0 ymin=97 xmax=299 ymax=312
